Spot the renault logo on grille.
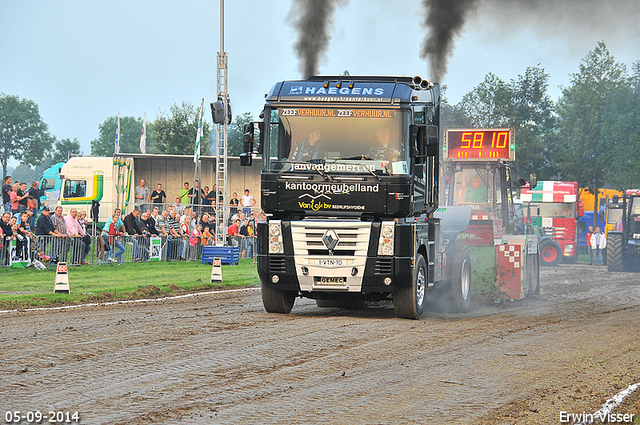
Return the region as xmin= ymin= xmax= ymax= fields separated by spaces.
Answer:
xmin=322 ymin=229 xmax=339 ymax=251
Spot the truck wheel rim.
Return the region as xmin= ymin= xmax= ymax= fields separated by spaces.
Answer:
xmin=461 ymin=258 xmax=470 ymax=300
xmin=542 ymin=246 xmax=557 ymax=262
xmin=416 ymin=267 xmax=426 ymax=306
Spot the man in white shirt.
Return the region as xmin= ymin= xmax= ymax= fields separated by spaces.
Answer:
xmin=241 ymin=189 xmax=256 ymax=217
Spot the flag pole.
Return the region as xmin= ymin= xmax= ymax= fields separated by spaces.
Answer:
xmin=193 ymin=99 xmax=205 ymax=215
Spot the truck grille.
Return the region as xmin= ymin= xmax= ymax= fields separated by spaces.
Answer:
xmin=269 ymin=257 xmax=286 ymax=273
xmin=290 ymin=221 xmax=371 ymax=257
xmin=375 ymin=259 xmax=393 ymax=274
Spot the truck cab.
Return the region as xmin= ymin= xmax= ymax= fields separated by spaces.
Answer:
xmin=243 ymin=76 xmax=471 ymax=319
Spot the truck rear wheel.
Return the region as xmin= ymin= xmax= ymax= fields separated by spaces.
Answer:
xmin=394 ymin=254 xmax=427 ymax=320
xmin=449 ymin=247 xmax=471 ymax=313
xmin=539 ymin=239 xmax=562 ymax=267
xmin=261 ymin=283 xmax=295 ymax=314
xmin=607 ymin=233 xmax=624 ymax=272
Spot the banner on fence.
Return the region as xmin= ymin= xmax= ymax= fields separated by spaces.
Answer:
xmin=10 ymin=237 xmax=31 ymax=268
xmin=149 ymin=237 xmax=162 ymax=261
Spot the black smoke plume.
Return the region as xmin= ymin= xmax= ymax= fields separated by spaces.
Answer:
xmin=420 ymin=0 xmax=479 ymax=83
xmin=288 ymin=0 xmax=348 ymax=78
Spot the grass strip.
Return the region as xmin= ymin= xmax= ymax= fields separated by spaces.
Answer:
xmin=0 ymin=259 xmax=260 ymax=310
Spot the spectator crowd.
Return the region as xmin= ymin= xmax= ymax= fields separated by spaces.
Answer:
xmin=1 ymin=176 xmax=263 ymax=267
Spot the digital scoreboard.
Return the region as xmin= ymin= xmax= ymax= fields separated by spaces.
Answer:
xmin=444 ymin=128 xmax=515 ymax=161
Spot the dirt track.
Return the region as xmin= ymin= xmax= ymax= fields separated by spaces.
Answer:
xmin=2 ymin=264 xmax=639 ymax=424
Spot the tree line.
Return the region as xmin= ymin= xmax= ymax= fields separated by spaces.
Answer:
xmin=2 ymin=42 xmax=639 ymax=199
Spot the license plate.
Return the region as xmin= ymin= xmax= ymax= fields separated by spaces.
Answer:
xmin=318 ymin=259 xmax=343 ymax=266
xmin=317 ymin=277 xmax=345 ymax=285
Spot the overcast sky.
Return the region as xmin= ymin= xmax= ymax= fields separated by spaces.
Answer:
xmin=2 ymin=0 xmax=639 ymax=163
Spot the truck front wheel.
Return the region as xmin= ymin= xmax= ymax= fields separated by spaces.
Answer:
xmin=394 ymin=255 xmax=427 ymax=320
xmin=261 ymin=283 xmax=296 ymax=314
xmin=449 ymin=247 xmax=472 ymax=313
xmin=539 ymin=239 xmax=562 ymax=267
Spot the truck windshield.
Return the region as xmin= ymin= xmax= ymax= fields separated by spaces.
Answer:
xmin=528 ymin=203 xmax=574 ymax=218
xmin=265 ymin=107 xmax=410 ymax=175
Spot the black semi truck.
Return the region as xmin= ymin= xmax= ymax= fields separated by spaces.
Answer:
xmin=241 ymin=75 xmax=470 ymax=319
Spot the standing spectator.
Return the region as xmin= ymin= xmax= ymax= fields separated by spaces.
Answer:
xmin=590 ymin=226 xmax=607 ymax=266
xmin=134 ymin=179 xmax=150 ymax=214
xmin=202 ymin=186 xmax=214 ymax=214
xmin=50 ymin=206 xmax=69 ymax=262
xmin=2 ymin=176 xmax=12 ymax=213
xmin=188 ymin=180 xmax=205 ymax=212
xmin=9 ymin=183 xmax=20 ymax=215
xmin=151 ymin=183 xmax=166 ymax=212
xmin=17 ymin=182 xmax=29 ymax=212
xmin=107 ymin=213 xmax=126 ymax=263
xmin=28 ymin=181 xmax=41 ymax=210
xmin=239 ymin=218 xmax=250 ymax=258
xmin=241 ymin=189 xmax=256 ymax=217
xmin=586 ymin=225 xmax=594 ymax=265
xmin=229 ymin=192 xmax=239 ymax=224
xmin=179 ymin=182 xmax=190 ymax=205
xmin=65 ymin=208 xmax=89 ymax=265
xmin=1 ymin=212 xmax=13 ymax=264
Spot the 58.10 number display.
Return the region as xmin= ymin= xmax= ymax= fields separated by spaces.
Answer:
xmin=444 ymin=128 xmax=515 ymax=161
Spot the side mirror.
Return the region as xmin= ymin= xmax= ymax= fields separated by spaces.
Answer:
xmin=529 ymin=172 xmax=538 ymax=189
xmin=256 ymin=122 xmax=264 ymax=154
xmin=578 ymin=201 xmax=584 ymax=218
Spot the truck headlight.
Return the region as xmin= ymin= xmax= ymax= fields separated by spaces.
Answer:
xmin=564 ymin=244 xmax=574 ymax=253
xmin=378 ymin=222 xmax=395 ymax=256
xmin=269 ymin=221 xmax=284 ymax=254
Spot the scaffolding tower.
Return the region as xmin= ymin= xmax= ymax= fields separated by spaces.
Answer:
xmin=215 ymin=0 xmax=229 ymax=245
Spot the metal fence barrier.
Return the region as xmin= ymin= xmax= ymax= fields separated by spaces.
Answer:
xmin=0 ymin=234 xmax=220 ymax=268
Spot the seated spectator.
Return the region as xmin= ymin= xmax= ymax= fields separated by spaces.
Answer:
xmin=124 ymin=208 xmax=148 ymax=261
xmin=166 ymin=210 xmax=185 ymax=260
xmin=189 ymin=224 xmax=202 ymax=259
xmin=77 ymin=210 xmax=92 ymax=263
xmin=141 ymin=210 xmax=159 ymax=236
xmin=173 ymin=197 xmax=185 ymax=214
xmin=226 ymin=218 xmax=244 ymax=247
xmin=50 ymin=206 xmax=69 ymax=263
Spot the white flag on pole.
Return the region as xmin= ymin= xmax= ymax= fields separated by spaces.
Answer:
xmin=140 ymin=112 xmax=147 ymax=154
xmin=115 ymin=112 xmax=121 ymax=154
xmin=194 ymin=99 xmax=204 ymax=164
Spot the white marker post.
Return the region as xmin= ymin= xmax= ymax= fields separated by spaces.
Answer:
xmin=211 ymin=257 xmax=223 ymax=283
xmin=54 ymin=262 xmax=71 ymax=293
